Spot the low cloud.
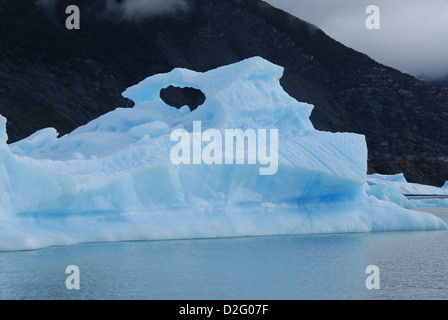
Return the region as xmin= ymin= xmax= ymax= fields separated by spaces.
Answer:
xmin=35 ymin=0 xmax=190 ymax=21
xmin=103 ymin=0 xmax=189 ymax=21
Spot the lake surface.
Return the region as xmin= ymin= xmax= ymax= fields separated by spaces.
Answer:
xmin=1 ymin=208 xmax=448 ymax=300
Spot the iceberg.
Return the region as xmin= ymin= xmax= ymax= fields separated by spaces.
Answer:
xmin=0 ymin=57 xmax=446 ymax=251
xmin=367 ymin=173 xmax=448 ymax=208
xmin=367 ymin=173 xmax=448 ymax=196
xmin=366 ymin=184 xmax=417 ymax=210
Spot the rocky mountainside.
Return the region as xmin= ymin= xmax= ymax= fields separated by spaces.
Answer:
xmin=1 ymin=0 xmax=447 ymax=186
xmin=433 ymin=76 xmax=448 ymax=88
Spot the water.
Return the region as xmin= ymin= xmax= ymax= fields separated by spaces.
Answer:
xmin=1 ymin=209 xmax=448 ymax=300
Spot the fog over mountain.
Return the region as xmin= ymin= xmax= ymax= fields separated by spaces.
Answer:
xmin=267 ymin=0 xmax=448 ymax=81
xmin=36 ymin=0 xmax=190 ymax=19
xmin=37 ymin=0 xmax=448 ymax=82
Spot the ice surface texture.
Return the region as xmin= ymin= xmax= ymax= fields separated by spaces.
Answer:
xmin=366 ymin=174 xmax=448 ymax=208
xmin=367 ymin=173 xmax=448 ymax=196
xmin=0 ymin=57 xmax=446 ymax=251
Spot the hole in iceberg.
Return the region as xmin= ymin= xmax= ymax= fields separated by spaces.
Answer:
xmin=159 ymin=85 xmax=206 ymax=111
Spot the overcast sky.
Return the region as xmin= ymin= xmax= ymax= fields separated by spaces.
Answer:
xmin=266 ymin=0 xmax=448 ymax=80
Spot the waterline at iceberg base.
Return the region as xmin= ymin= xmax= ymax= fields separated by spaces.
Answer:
xmin=0 ymin=57 xmax=445 ymax=251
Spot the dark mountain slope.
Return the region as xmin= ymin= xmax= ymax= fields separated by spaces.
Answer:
xmin=0 ymin=0 xmax=447 ymax=186
xmin=433 ymin=76 xmax=448 ymax=88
